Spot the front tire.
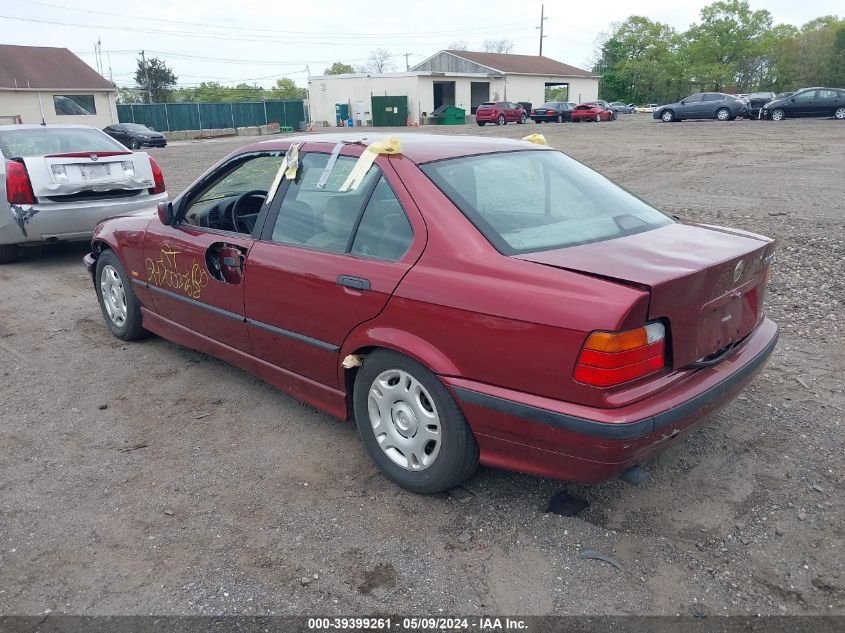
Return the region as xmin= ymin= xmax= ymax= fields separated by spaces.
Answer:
xmin=661 ymin=110 xmax=675 ymax=123
xmin=518 ymin=113 xmax=527 ymax=124
xmin=127 ymin=138 xmax=139 ymax=150
xmin=353 ymin=350 xmax=479 ymax=494
xmin=771 ymin=108 xmax=785 ymax=121
xmin=0 ymin=244 xmax=18 ymax=264
xmin=716 ymin=107 xmax=731 ymax=121
xmin=95 ymin=250 xmax=147 ymax=341
xmin=497 ymin=114 xmax=506 ymax=126
xmin=556 ymin=114 xmax=562 ymax=123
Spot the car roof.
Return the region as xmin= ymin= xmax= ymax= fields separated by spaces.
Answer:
xmin=0 ymin=124 xmax=102 ymax=131
xmin=248 ymin=133 xmax=553 ymax=163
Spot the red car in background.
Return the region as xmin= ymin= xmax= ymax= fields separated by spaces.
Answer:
xmin=85 ymin=134 xmax=777 ymax=494
xmin=475 ymin=101 xmax=527 ymax=125
xmin=571 ymin=103 xmax=616 ymax=122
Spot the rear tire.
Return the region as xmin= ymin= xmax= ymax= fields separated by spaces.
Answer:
xmin=353 ymin=350 xmax=479 ymax=494
xmin=497 ymin=114 xmax=506 ymax=126
xmin=556 ymin=114 xmax=562 ymax=123
xmin=518 ymin=113 xmax=527 ymax=124
xmin=95 ymin=250 xmax=147 ymax=341
xmin=835 ymin=106 xmax=845 ymax=120
xmin=716 ymin=107 xmax=731 ymax=121
xmin=0 ymin=244 xmax=18 ymax=264
xmin=128 ymin=138 xmax=139 ymax=150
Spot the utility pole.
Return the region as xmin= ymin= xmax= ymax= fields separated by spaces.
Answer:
xmin=403 ymin=52 xmax=411 ymax=71
xmin=141 ymin=49 xmax=152 ymax=103
xmin=537 ymin=4 xmax=549 ymax=56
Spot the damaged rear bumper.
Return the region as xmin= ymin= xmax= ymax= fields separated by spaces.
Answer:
xmin=1 ymin=193 xmax=166 ymax=246
xmin=444 ymin=317 xmax=778 ymax=483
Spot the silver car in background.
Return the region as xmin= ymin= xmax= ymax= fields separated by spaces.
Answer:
xmin=1 ymin=125 xmax=167 ymax=263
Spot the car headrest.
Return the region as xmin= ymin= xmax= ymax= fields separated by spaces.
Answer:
xmin=323 ymin=196 xmax=359 ymax=237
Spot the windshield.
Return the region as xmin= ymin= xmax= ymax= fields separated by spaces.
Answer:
xmin=123 ymin=124 xmax=153 ymax=132
xmin=0 ymin=127 xmax=124 ymax=157
xmin=420 ymin=150 xmax=673 ymax=254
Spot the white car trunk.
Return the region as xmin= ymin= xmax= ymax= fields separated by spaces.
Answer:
xmin=22 ymin=151 xmax=155 ymax=200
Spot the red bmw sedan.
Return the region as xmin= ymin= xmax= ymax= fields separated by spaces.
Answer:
xmin=84 ymin=134 xmax=778 ymax=494
xmin=571 ymin=103 xmax=616 ymax=122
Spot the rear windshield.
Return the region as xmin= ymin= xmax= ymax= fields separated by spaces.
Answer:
xmin=420 ymin=150 xmax=672 ymax=254
xmin=749 ymin=93 xmax=773 ymax=99
xmin=0 ymin=127 xmax=123 ymax=158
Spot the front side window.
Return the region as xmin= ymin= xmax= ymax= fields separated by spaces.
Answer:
xmin=53 ymin=94 xmax=96 ymax=115
xmin=793 ymin=90 xmax=816 ymax=102
xmin=683 ymin=94 xmax=703 ymax=104
xmin=421 ymin=150 xmax=672 ymax=255
xmin=182 ymin=154 xmax=285 ymax=233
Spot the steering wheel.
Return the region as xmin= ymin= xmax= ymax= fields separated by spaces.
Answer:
xmin=230 ymin=189 xmax=267 ymax=233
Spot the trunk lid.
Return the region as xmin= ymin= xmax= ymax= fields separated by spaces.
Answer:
xmin=515 ymin=223 xmax=774 ymax=368
xmin=22 ymin=151 xmax=155 ymax=201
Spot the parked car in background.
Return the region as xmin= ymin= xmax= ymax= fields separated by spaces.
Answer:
xmin=775 ymin=92 xmax=794 ymax=100
xmin=0 ymin=125 xmax=167 ymax=263
xmin=85 ymin=133 xmax=778 ymax=494
xmin=654 ymin=93 xmax=746 ymax=122
xmin=609 ymin=102 xmax=636 ymax=114
xmin=635 ymin=104 xmax=660 ymax=113
xmin=104 ymin=123 xmax=167 ymax=149
xmin=761 ymin=88 xmax=845 ymax=121
xmin=475 ymin=101 xmax=527 ymax=126
xmin=530 ymin=101 xmax=575 ymax=123
xmin=571 ymin=103 xmax=616 ymax=122
xmin=746 ymin=92 xmax=777 ymax=119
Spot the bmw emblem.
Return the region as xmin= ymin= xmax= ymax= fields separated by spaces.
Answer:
xmin=733 ymin=260 xmax=745 ymax=283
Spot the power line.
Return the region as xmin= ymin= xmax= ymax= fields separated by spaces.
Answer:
xmin=15 ymin=1 xmax=538 ymax=39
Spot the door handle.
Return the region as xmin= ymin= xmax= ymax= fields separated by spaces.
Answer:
xmin=337 ymin=275 xmax=370 ymax=291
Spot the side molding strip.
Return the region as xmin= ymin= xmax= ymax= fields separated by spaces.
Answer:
xmin=135 ymin=280 xmax=339 ymax=353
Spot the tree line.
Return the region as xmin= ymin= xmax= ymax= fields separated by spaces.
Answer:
xmin=594 ymin=0 xmax=845 ymax=104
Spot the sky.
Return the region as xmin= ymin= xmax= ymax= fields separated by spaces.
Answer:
xmin=1 ymin=0 xmax=841 ymax=89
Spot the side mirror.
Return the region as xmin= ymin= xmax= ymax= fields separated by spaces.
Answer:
xmin=157 ymin=201 xmax=174 ymax=226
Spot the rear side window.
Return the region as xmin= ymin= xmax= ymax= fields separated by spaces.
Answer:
xmin=351 ymin=177 xmax=413 ymax=261
xmin=0 ymin=127 xmax=123 ymax=157
xmin=421 ymin=150 xmax=672 ymax=254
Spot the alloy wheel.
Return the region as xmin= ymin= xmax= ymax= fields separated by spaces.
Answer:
xmin=835 ymin=107 xmax=845 ymax=120
xmin=771 ymin=109 xmax=785 ymax=121
xmin=717 ymin=108 xmax=730 ymax=121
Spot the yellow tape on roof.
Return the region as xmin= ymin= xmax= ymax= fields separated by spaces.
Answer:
xmin=340 ymin=137 xmax=402 ymax=192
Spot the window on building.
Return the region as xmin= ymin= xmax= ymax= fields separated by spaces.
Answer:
xmin=53 ymin=95 xmax=96 ymax=116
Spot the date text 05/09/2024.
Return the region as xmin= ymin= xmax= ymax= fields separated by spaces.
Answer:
xmin=307 ymin=617 xmax=528 ymax=631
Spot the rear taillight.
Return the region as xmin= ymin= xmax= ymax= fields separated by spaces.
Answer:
xmin=148 ymin=156 xmax=166 ymax=194
xmin=5 ymin=160 xmax=35 ymax=205
xmin=574 ymin=322 xmax=667 ymax=387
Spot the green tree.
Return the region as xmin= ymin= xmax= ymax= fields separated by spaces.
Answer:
xmin=323 ymin=62 xmax=355 ymax=75
xmin=681 ymin=0 xmax=773 ymax=91
xmin=593 ymin=17 xmax=682 ymax=103
xmin=134 ymin=56 xmax=177 ymax=103
xmin=268 ymin=78 xmax=306 ymax=100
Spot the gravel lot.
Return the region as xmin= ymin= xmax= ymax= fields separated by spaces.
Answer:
xmin=1 ymin=115 xmax=842 ymax=617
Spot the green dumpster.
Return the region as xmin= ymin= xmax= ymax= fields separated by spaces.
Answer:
xmin=431 ymin=105 xmax=466 ymax=125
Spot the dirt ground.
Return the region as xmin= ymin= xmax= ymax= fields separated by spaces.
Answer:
xmin=0 ymin=115 xmax=842 ymax=617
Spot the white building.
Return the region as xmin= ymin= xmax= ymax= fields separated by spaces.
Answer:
xmin=308 ymin=49 xmax=600 ymax=127
xmin=0 ymin=45 xmax=118 ymax=128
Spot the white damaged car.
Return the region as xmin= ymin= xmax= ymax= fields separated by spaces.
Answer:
xmin=0 ymin=124 xmax=167 ymax=263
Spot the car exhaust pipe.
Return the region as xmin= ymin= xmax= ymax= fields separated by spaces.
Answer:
xmin=619 ymin=465 xmax=650 ymax=486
